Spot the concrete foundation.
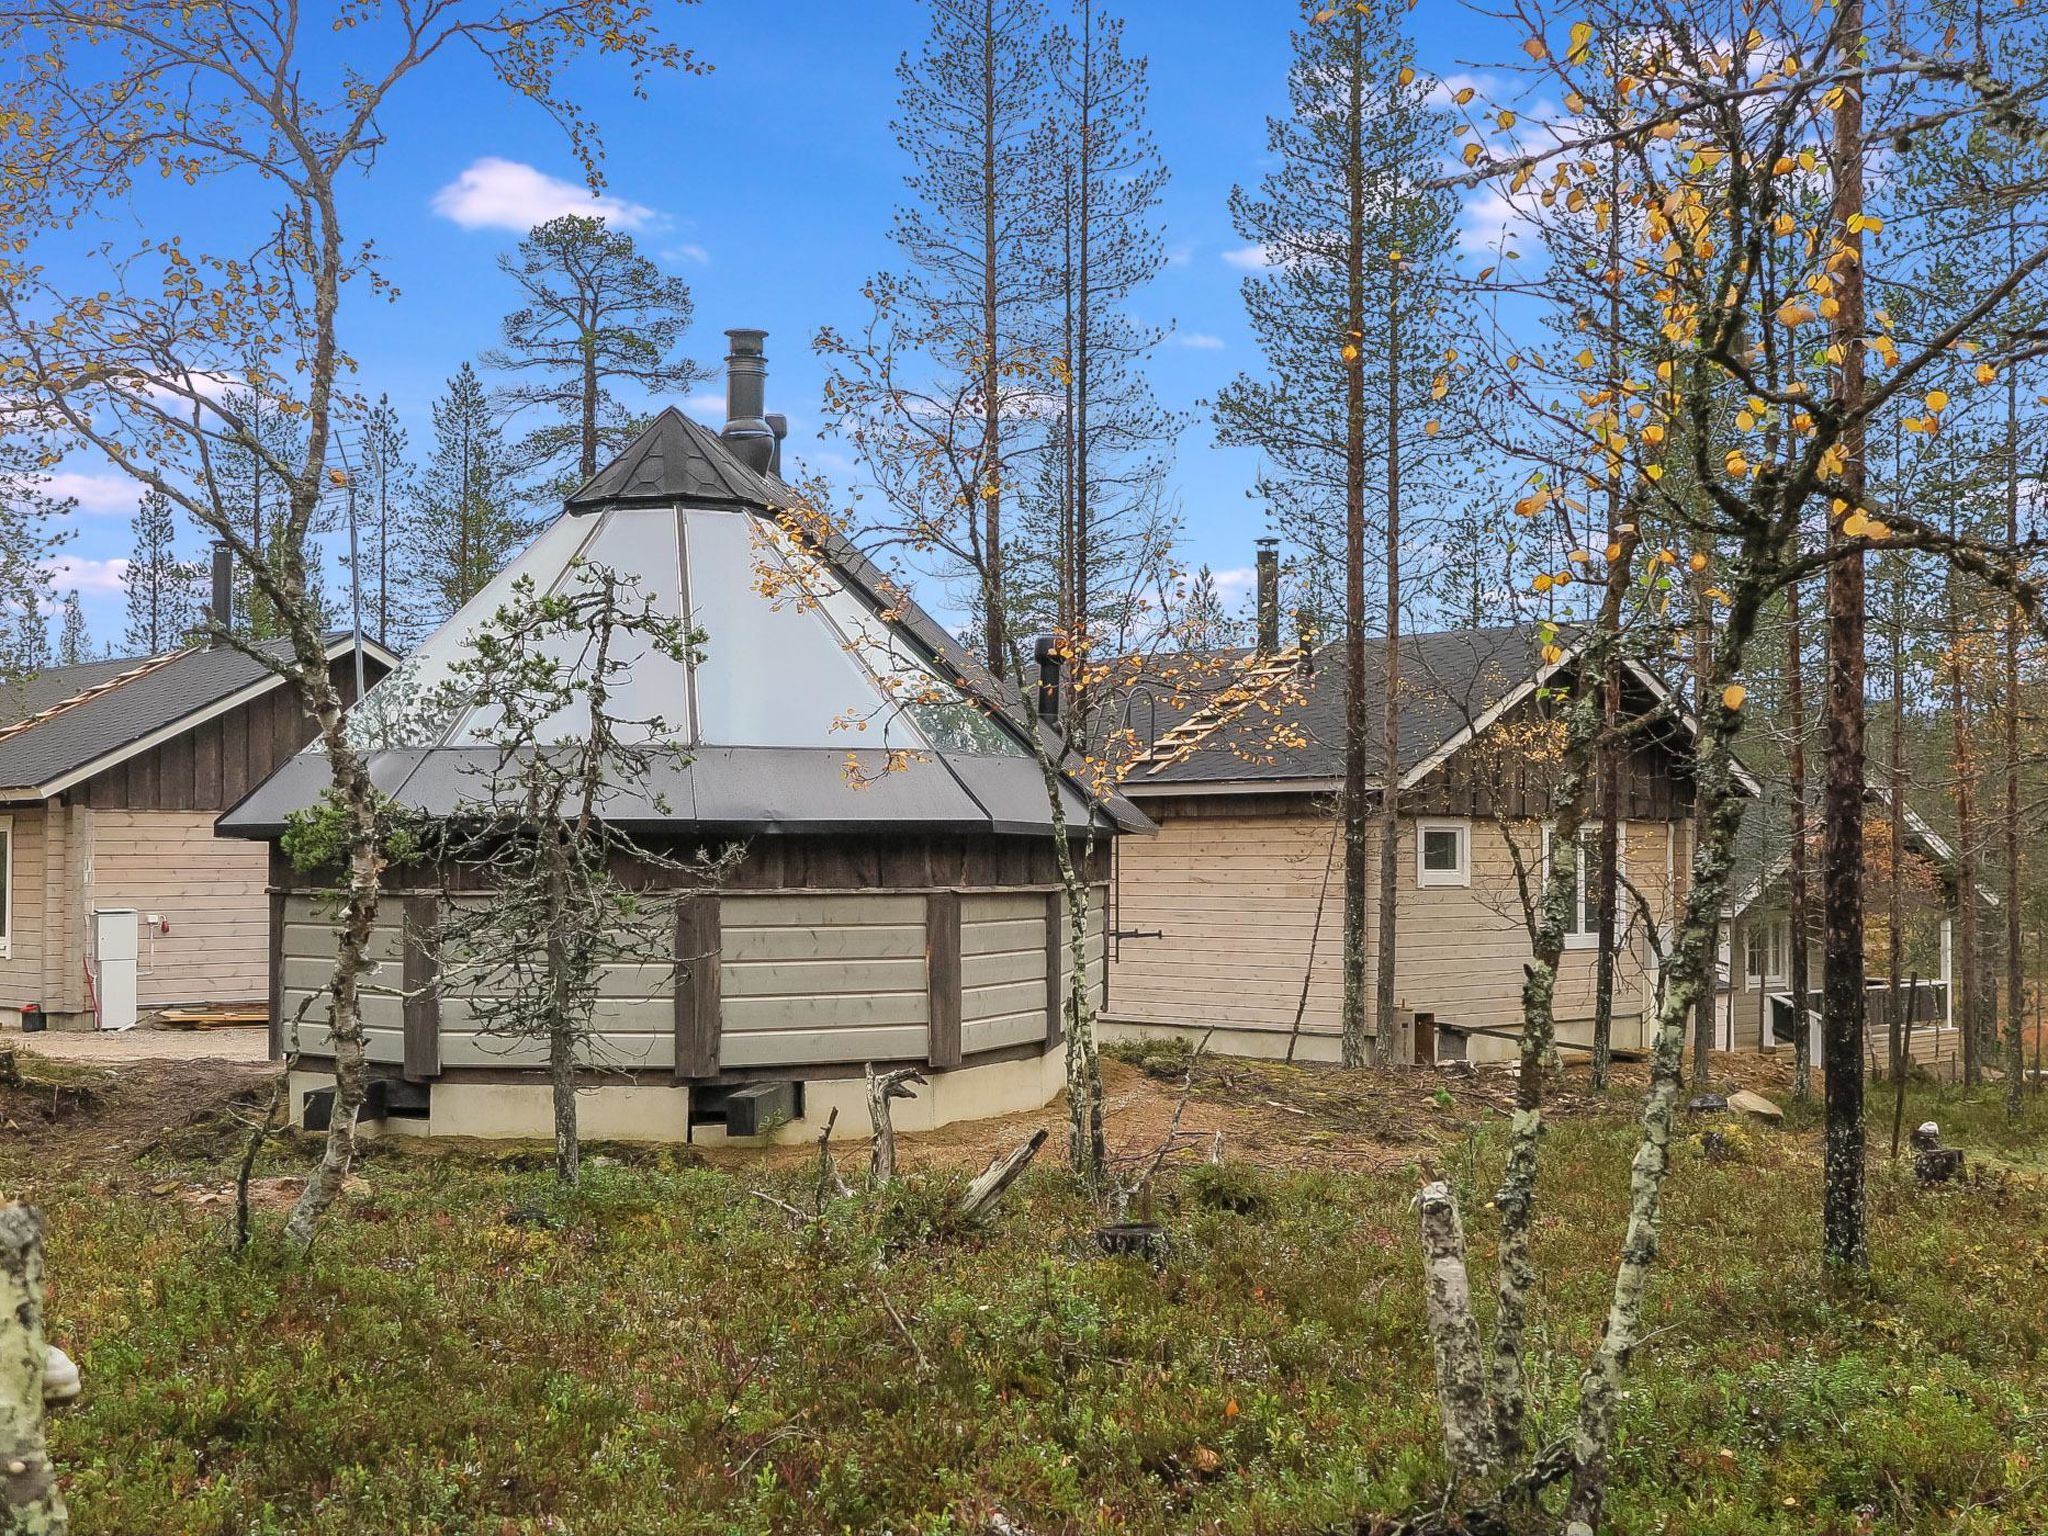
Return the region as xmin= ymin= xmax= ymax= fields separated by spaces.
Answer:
xmin=287 ymin=1048 xmax=1065 ymax=1148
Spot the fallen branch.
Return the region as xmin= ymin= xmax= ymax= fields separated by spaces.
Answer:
xmin=955 ymin=1128 xmax=1048 ymax=1222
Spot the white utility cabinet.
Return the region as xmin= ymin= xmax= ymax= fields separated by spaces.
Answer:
xmin=91 ymin=907 xmax=139 ymax=1032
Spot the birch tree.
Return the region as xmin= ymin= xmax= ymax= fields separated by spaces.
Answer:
xmin=0 ymin=0 xmax=702 ymax=1251
xmin=1395 ymin=4 xmax=2048 ymax=1524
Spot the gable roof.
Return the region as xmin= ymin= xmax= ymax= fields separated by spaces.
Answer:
xmin=0 ymin=634 xmax=397 ymax=802
xmin=221 ymin=407 xmax=1147 ymax=840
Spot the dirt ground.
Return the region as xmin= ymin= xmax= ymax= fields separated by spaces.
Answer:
xmin=4 ymin=1023 xmax=270 ymax=1065
xmin=0 ymin=1026 xmax=1814 ymax=1184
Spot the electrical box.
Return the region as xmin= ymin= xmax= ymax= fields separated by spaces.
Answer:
xmin=91 ymin=908 xmax=139 ymax=1032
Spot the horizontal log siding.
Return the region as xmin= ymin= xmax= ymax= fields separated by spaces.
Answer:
xmin=0 ymin=807 xmax=50 ymax=1007
xmin=961 ymin=892 xmax=1048 ymax=1055
xmin=278 ymin=893 xmax=404 ymax=1064
xmin=718 ymin=893 xmax=930 ymax=1068
xmin=1055 ymin=886 xmax=1109 ymax=1021
xmin=1109 ymin=808 xmax=1681 ymax=1048
xmin=1110 ymin=813 xmax=1346 ymax=1036
xmin=87 ymin=810 xmax=270 ymax=1009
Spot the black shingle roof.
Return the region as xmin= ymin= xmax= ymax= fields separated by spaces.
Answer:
xmin=1125 ymin=626 xmax=1546 ymax=787
xmin=0 ymin=636 xmax=384 ymax=798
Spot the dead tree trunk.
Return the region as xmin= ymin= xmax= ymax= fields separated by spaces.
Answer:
xmin=0 ymin=1205 xmax=66 ymax=1535
xmin=956 ymin=1129 xmax=1048 ymax=1221
xmin=866 ymin=1065 xmax=925 ymax=1185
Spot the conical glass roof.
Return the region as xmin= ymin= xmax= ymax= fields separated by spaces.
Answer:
xmin=349 ymin=412 xmax=1025 ymax=760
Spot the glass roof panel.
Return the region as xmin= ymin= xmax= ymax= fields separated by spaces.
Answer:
xmin=684 ymin=507 xmax=929 ymax=751
xmin=345 ymin=511 xmax=599 ymax=750
xmin=448 ymin=505 xmax=691 ymax=747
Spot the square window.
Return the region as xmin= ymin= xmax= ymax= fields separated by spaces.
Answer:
xmin=1416 ymin=821 xmax=1470 ymax=887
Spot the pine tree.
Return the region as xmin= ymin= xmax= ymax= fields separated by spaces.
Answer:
xmin=1177 ymin=564 xmax=1243 ymax=650
xmin=213 ymin=383 xmax=314 ymax=640
xmin=1012 ymin=0 xmax=1179 ymax=669
xmin=57 ymin=590 xmax=89 ymax=664
xmin=350 ymin=396 xmax=415 ymax=645
xmin=406 ymin=363 xmax=527 ymax=627
xmin=122 ymin=489 xmax=203 ymax=654
xmin=822 ymin=0 xmax=1049 ymax=671
xmin=1213 ymin=0 xmax=1459 ymax=1067
xmin=11 ymin=590 xmax=49 ymax=672
xmin=486 ymin=216 xmax=707 ymax=502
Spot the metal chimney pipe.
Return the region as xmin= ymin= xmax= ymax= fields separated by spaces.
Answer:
xmin=209 ymin=540 xmax=233 ymax=647
xmin=765 ymin=412 xmax=788 ymax=478
xmin=1255 ymin=537 xmax=1280 ymax=654
xmin=720 ymin=328 xmax=776 ymax=475
xmin=1034 ymin=635 xmax=1062 ymax=723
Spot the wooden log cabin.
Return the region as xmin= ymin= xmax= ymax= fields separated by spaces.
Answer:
xmin=0 ymin=595 xmax=392 ymax=1030
xmin=1101 ymin=608 xmax=1740 ymax=1066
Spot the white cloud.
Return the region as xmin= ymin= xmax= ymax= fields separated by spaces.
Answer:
xmin=1164 ymin=242 xmax=1195 ymax=268
xmin=44 ymin=471 xmax=137 ymax=514
xmin=686 ymin=391 xmax=726 ymax=422
xmin=1178 ymin=333 xmax=1226 ymax=350
xmin=1457 ymin=185 xmax=1537 ymax=257
xmin=1221 ymin=244 xmax=1273 ymax=271
xmin=430 ymin=157 xmax=656 ymax=233
xmin=664 ymin=243 xmax=710 ymax=265
xmin=1209 ymin=565 xmax=1257 ymax=601
xmin=45 ymin=555 xmax=128 ymax=595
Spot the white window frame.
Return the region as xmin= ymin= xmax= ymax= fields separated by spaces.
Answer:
xmin=1543 ymin=822 xmax=1627 ymax=951
xmin=1745 ymin=915 xmax=1790 ymax=986
xmin=0 ymin=814 xmax=12 ymax=960
xmin=1415 ymin=818 xmax=1472 ymax=888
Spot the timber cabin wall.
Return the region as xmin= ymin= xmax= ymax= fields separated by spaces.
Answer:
xmin=0 ymin=653 xmax=376 ymax=1027
xmin=268 ymin=835 xmax=1110 ymax=1098
xmin=1105 ymin=698 xmax=1697 ymax=1062
xmin=1106 ymin=805 xmax=1686 ymax=1060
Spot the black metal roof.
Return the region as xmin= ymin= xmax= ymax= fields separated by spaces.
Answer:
xmin=565 ymin=408 xmax=796 ymax=512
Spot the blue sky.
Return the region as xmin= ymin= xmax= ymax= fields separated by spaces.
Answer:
xmin=51 ymin=0 xmax=1521 ymax=648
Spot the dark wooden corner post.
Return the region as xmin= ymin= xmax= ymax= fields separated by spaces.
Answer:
xmin=674 ymin=894 xmax=722 ymax=1080
xmin=1044 ymin=890 xmax=1065 ymax=1048
xmin=267 ymin=890 xmax=286 ymax=1060
xmin=926 ymin=890 xmax=962 ymax=1070
xmin=401 ymin=894 xmax=441 ymax=1082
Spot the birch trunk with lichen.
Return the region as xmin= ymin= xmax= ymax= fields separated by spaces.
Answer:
xmin=0 ymin=1205 xmax=65 ymax=1535
xmin=1563 ymin=585 xmax=1761 ymax=1529
xmin=1416 ymin=1181 xmax=1497 ymax=1486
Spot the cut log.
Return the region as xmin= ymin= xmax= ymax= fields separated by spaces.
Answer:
xmin=955 ymin=1129 xmax=1047 ymax=1221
